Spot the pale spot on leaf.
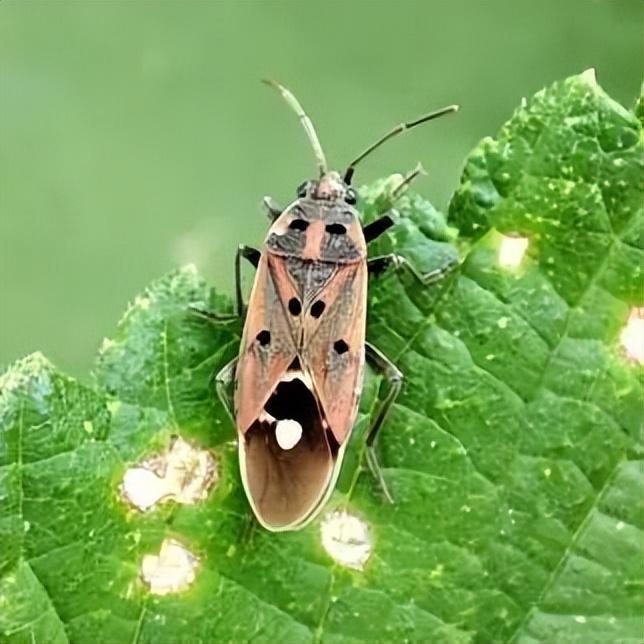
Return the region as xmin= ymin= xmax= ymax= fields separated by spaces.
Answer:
xmin=121 ymin=437 xmax=218 ymax=511
xmin=498 ymin=234 xmax=529 ymax=269
xmin=620 ymin=308 xmax=644 ymax=364
xmin=141 ymin=539 xmax=199 ymax=595
xmin=321 ymin=510 xmax=371 ymax=571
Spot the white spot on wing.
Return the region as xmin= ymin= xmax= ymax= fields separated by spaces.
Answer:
xmin=275 ymin=419 xmax=303 ymax=450
xmin=320 ymin=510 xmax=371 ymax=570
xmin=121 ymin=437 xmax=218 ymax=511
xmin=141 ymin=539 xmax=199 ymax=595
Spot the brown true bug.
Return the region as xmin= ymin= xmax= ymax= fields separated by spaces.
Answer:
xmin=198 ymin=82 xmax=458 ymax=531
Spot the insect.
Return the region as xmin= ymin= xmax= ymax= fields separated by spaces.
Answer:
xmin=201 ymin=82 xmax=458 ymax=531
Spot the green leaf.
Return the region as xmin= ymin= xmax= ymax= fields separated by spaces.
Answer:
xmin=1 ymin=71 xmax=642 ymax=643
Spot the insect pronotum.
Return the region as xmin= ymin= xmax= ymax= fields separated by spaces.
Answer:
xmin=198 ymin=82 xmax=458 ymax=531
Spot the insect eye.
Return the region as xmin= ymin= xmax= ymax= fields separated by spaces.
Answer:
xmin=325 ymin=223 xmax=347 ymax=235
xmin=289 ymin=219 xmax=309 ymax=231
xmin=296 ymin=181 xmax=309 ymax=198
xmin=345 ymin=188 xmax=357 ymax=205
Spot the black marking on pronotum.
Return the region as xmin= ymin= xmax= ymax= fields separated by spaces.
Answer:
xmin=289 ymin=219 xmax=309 ymax=231
xmin=326 ymin=223 xmax=347 ymax=235
xmin=310 ymin=300 xmax=326 ymax=318
xmin=288 ymin=297 xmax=302 ymax=315
xmin=333 ymin=339 xmax=349 ymax=355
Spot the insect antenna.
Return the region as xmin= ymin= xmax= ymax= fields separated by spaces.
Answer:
xmin=343 ymin=104 xmax=459 ymax=184
xmin=263 ymin=79 xmax=328 ymax=176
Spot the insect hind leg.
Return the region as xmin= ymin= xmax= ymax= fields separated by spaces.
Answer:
xmin=364 ymin=342 xmax=404 ymax=504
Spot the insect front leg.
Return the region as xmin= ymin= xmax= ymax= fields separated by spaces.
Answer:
xmin=362 ymin=212 xmax=395 ymax=243
xmin=214 ymin=356 xmax=237 ymax=423
xmin=364 ymin=342 xmax=403 ymax=504
xmin=190 ymin=245 xmax=260 ymax=323
xmin=368 ymin=253 xmax=459 ymax=286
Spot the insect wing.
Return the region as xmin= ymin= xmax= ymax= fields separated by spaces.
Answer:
xmin=303 ymin=260 xmax=368 ymax=446
xmin=235 ymin=253 xmax=298 ymax=434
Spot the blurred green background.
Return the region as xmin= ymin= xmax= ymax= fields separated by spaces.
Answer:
xmin=1 ymin=0 xmax=641 ymax=377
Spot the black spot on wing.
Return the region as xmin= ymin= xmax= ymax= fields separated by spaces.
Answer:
xmin=333 ymin=339 xmax=349 ymax=354
xmin=256 ymin=330 xmax=271 ymax=346
xmin=288 ymin=297 xmax=302 ymax=316
xmin=310 ymin=300 xmax=325 ymax=318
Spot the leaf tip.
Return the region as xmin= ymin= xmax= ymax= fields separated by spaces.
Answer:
xmin=579 ymin=67 xmax=598 ymax=86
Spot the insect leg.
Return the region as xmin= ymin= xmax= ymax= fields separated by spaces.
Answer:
xmin=364 ymin=342 xmax=403 ymax=504
xmin=190 ymin=245 xmax=260 ymax=322
xmin=214 ymin=357 xmax=237 ymax=423
xmin=362 ymin=213 xmax=395 ymax=243
xmin=190 ymin=307 xmax=238 ymax=323
xmin=262 ymin=196 xmax=283 ymax=221
xmin=235 ymin=245 xmax=261 ymax=318
xmin=368 ymin=253 xmax=459 ymax=285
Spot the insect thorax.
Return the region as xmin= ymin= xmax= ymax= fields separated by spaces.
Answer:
xmin=265 ymin=199 xmax=365 ymax=264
